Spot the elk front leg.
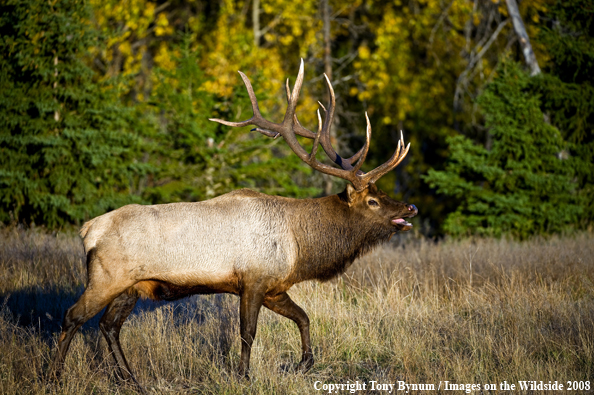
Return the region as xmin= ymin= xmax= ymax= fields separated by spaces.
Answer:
xmin=264 ymin=292 xmax=313 ymax=372
xmin=238 ymin=288 xmax=265 ymax=378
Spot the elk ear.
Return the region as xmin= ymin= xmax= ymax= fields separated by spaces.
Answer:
xmin=345 ymin=184 xmax=357 ymax=206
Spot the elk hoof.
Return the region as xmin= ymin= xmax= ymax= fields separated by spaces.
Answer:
xmin=297 ymin=354 xmax=314 ymax=373
xmin=44 ymin=365 xmax=63 ymax=385
xmin=237 ymin=369 xmax=250 ymax=380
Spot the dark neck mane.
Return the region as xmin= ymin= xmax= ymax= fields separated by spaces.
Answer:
xmin=287 ymin=194 xmax=393 ymax=283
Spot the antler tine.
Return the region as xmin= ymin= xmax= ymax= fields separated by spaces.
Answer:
xmin=283 ymin=59 xmax=305 ymax=125
xmin=316 ymin=74 xmax=370 ymax=172
xmin=293 ymin=115 xmax=317 ymax=139
xmin=363 ymin=130 xmax=410 ymax=185
xmin=283 ymin=72 xmax=362 ymax=164
xmin=209 ymin=71 xmax=279 ymax=133
xmin=239 ymin=71 xmax=263 ymax=120
xmin=285 ymin=79 xmax=291 ymax=102
xmin=285 ymin=66 xmax=317 ymax=139
xmin=309 ymin=109 xmax=323 ymax=160
xmin=346 ymin=146 xmax=366 ymax=165
xmin=317 ymin=74 xmax=345 ymax=166
xmin=351 ymin=112 xmax=372 ymax=174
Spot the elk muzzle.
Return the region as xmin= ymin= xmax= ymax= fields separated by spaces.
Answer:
xmin=391 ymin=204 xmax=417 ymax=231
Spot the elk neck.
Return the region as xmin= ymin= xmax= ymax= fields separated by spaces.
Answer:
xmin=286 ymin=192 xmax=394 ymax=284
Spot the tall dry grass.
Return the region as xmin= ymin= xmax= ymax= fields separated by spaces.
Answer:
xmin=0 ymin=226 xmax=592 ymax=394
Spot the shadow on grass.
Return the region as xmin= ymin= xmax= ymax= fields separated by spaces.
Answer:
xmin=0 ymin=286 xmax=237 ymax=343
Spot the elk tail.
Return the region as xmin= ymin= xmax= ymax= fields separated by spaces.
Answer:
xmin=79 ymin=218 xmax=98 ymax=239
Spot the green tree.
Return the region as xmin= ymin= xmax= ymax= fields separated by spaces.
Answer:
xmin=0 ymin=0 xmax=141 ymax=227
xmin=534 ymin=0 xmax=594 ymax=226
xmin=423 ymin=62 xmax=582 ymax=238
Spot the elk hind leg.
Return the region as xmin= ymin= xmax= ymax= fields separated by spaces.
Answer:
xmin=264 ymin=292 xmax=313 ymax=372
xmin=47 ymin=286 xmax=125 ymax=381
xmin=98 ymin=290 xmax=140 ymax=388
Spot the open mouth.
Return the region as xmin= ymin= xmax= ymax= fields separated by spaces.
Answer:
xmin=391 ymin=205 xmax=417 ymax=231
xmin=391 ymin=218 xmax=413 ymax=228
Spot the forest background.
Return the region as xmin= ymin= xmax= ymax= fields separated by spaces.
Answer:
xmin=1 ymin=0 xmax=593 ymax=239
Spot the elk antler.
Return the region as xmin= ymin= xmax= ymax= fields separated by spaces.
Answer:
xmin=209 ymin=59 xmax=410 ymax=191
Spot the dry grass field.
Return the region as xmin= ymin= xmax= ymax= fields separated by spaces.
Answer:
xmin=0 ymin=226 xmax=592 ymax=394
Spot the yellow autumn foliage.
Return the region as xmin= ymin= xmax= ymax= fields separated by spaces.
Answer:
xmin=87 ymin=0 xmax=548 ymax=120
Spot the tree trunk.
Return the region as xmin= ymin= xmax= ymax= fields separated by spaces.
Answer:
xmin=322 ymin=0 xmax=332 ymax=81
xmin=505 ymin=0 xmax=541 ymax=76
xmin=321 ymin=0 xmax=335 ymax=195
xmin=253 ymin=0 xmax=260 ymax=47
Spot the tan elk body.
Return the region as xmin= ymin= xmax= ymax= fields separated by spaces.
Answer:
xmin=80 ymin=190 xmax=299 ymax=297
xmin=48 ymin=61 xmax=418 ymax=391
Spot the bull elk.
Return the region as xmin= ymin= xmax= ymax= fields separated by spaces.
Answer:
xmin=48 ymin=60 xmax=418 ymax=391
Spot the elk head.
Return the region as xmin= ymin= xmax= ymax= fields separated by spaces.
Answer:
xmin=341 ymin=183 xmax=417 ymax=233
xmin=210 ymin=59 xmax=417 ymax=231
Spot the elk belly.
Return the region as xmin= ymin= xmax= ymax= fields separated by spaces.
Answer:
xmin=133 ymin=275 xmax=240 ymax=301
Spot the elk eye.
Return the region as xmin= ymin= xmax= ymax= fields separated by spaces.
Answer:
xmin=368 ymin=199 xmax=379 ymax=207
